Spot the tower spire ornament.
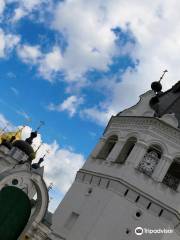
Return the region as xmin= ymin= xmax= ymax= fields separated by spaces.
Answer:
xmin=35 ymin=142 xmax=43 ymax=154
xmin=36 ymin=121 xmax=45 ymax=132
xmin=159 ymin=69 xmax=168 ymax=82
xmin=151 ymin=69 xmax=168 ymax=93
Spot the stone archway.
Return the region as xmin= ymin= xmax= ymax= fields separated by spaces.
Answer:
xmin=0 ymin=170 xmax=49 ymax=239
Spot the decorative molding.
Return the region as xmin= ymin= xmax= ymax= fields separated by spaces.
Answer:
xmin=105 ymin=116 xmax=180 ymax=147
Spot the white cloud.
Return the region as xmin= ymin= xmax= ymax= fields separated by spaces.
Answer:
xmin=17 ymin=44 xmax=63 ymax=81
xmin=0 ymin=0 xmax=5 ymax=15
xmin=12 ymin=7 xmax=26 ymax=22
xmin=8 ymin=0 xmax=50 ymax=22
xmin=3 ymin=1 xmax=180 ymax=126
xmin=5 ymin=33 xmax=20 ymax=50
xmin=81 ymin=106 xmax=115 ymax=126
xmin=52 ymin=0 xmax=117 ymax=81
xmin=38 ymin=46 xmax=63 ymax=80
xmin=42 ymin=141 xmax=84 ymax=194
xmin=0 ymin=28 xmax=20 ymax=57
xmin=0 ymin=29 xmax=6 ymax=57
xmin=48 ymin=95 xmax=84 ymax=117
xmin=17 ymin=44 xmax=42 ymax=64
xmin=16 ymin=0 xmax=117 ymax=81
xmin=63 ymin=0 xmax=180 ymax=125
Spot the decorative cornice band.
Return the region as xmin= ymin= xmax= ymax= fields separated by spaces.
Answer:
xmin=105 ymin=116 xmax=180 ymax=146
xmin=75 ymin=168 xmax=180 ymax=229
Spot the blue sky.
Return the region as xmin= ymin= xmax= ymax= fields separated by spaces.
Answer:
xmin=0 ymin=0 xmax=180 ymax=212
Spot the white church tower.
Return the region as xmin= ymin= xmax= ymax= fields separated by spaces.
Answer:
xmin=51 ymin=78 xmax=180 ymax=240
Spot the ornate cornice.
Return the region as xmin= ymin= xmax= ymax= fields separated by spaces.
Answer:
xmin=105 ymin=116 xmax=180 ymax=146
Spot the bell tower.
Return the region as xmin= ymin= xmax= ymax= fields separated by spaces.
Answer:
xmin=52 ymin=78 xmax=180 ymax=240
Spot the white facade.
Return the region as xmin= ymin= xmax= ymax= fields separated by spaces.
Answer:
xmin=51 ymin=90 xmax=180 ymax=240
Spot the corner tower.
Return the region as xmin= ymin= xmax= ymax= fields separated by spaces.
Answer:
xmin=52 ymin=80 xmax=180 ymax=240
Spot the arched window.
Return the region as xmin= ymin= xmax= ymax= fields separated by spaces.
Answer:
xmin=97 ymin=135 xmax=118 ymax=160
xmin=115 ymin=137 xmax=137 ymax=164
xmin=162 ymin=158 xmax=180 ymax=191
xmin=137 ymin=145 xmax=162 ymax=176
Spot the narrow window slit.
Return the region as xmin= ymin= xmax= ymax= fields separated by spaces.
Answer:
xmin=89 ymin=176 xmax=93 ymax=184
xmin=147 ymin=202 xmax=152 ymax=209
xmin=124 ymin=189 xmax=129 ymax=196
xmin=135 ymin=196 xmax=140 ymax=202
xmin=159 ymin=209 xmax=163 ymax=217
xmin=106 ymin=180 xmax=110 ymax=189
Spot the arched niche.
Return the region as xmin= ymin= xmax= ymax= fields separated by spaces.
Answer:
xmin=97 ymin=135 xmax=118 ymax=160
xmin=115 ymin=137 xmax=137 ymax=164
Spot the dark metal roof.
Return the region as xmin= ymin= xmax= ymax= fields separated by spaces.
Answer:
xmin=0 ymin=140 xmax=12 ymax=150
xmin=13 ymin=140 xmax=35 ymax=160
xmin=150 ymin=81 xmax=180 ymax=127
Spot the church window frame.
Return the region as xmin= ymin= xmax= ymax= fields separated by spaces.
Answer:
xmin=97 ymin=135 xmax=118 ymax=160
xmin=115 ymin=136 xmax=137 ymax=164
xmin=162 ymin=158 xmax=180 ymax=191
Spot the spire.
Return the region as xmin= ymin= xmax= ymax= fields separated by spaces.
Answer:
xmin=31 ymin=149 xmax=50 ymax=169
xmin=26 ymin=121 xmax=44 ymax=145
xmin=25 ymin=131 xmax=38 ymax=145
xmin=34 ymin=142 xmax=43 ymax=154
xmin=151 ymin=70 xmax=168 ymax=93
